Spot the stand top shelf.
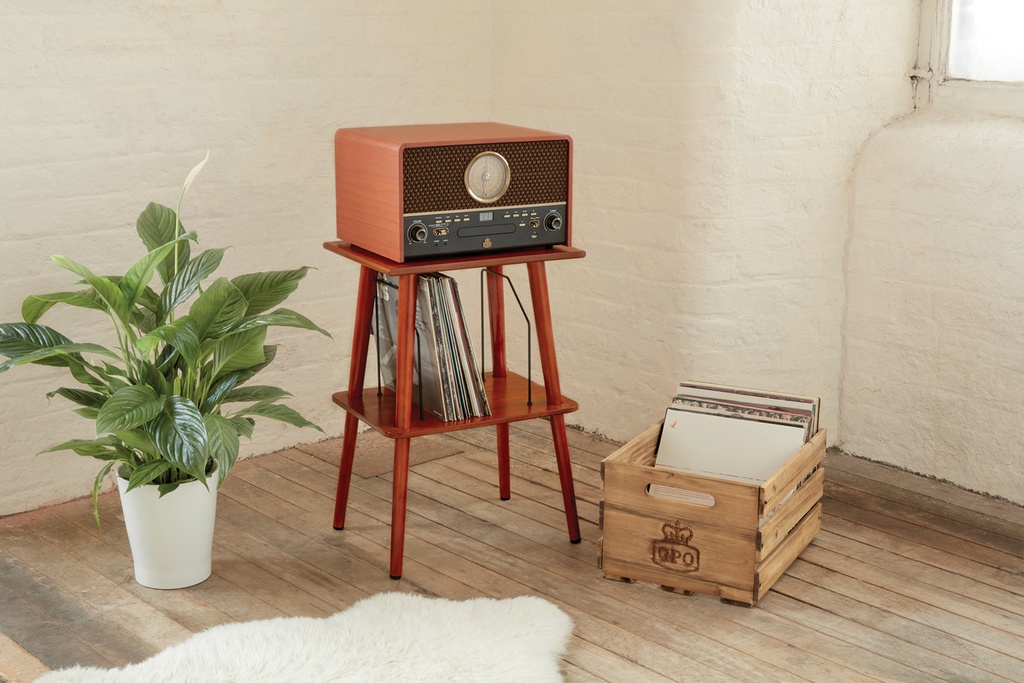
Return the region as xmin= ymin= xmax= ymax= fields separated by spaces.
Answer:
xmin=322 ymin=241 xmax=586 ymax=275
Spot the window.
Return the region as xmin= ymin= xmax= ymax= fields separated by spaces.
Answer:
xmin=948 ymin=0 xmax=1024 ymax=82
xmin=914 ymin=0 xmax=1024 ymax=113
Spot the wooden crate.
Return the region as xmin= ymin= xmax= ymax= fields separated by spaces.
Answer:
xmin=599 ymin=422 xmax=825 ymax=606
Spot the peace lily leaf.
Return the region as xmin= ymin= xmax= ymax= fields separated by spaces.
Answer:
xmin=201 ymin=370 xmax=249 ymax=412
xmin=137 ymin=202 xmax=191 ymax=284
xmin=114 ymin=428 xmax=160 ymax=458
xmin=46 ymin=387 xmax=108 ymax=408
xmin=68 ymin=359 xmax=109 ymax=393
xmin=125 ymin=460 xmax=173 ymax=492
xmin=136 ymin=317 xmax=201 ymax=368
xmin=22 ymin=291 xmax=105 ymax=325
xmin=137 ymin=360 xmax=171 ymax=397
xmin=230 ymin=415 xmax=256 ymax=439
xmin=204 ymin=413 xmax=239 ymax=487
xmin=235 ymin=402 xmax=323 ymax=433
xmin=231 ymin=267 xmax=312 ymax=316
xmin=0 ymin=323 xmax=75 ymax=366
xmin=234 ymin=308 xmax=331 ymax=337
xmin=233 ymin=344 xmax=277 ymax=380
xmin=0 ymin=343 xmax=120 ymax=374
xmin=40 ymin=435 xmax=123 ymax=459
xmin=119 ymin=232 xmax=196 ymax=309
xmin=50 ymin=256 xmax=131 ymax=325
xmin=91 ymin=462 xmax=116 ymax=526
xmin=157 ymin=482 xmax=182 ymax=497
xmin=96 ymin=385 xmax=166 ymax=434
xmin=159 ymin=247 xmax=228 ymax=322
xmin=149 ymin=397 xmax=208 ymax=482
xmin=222 ymin=385 xmax=292 ymax=404
xmin=188 ymin=277 xmax=248 ymax=341
xmin=210 ymin=326 xmax=266 ymax=379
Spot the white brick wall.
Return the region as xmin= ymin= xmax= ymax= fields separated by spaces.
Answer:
xmin=844 ymin=109 xmax=1024 ymax=503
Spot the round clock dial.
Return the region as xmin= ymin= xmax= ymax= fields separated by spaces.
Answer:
xmin=464 ymin=151 xmax=511 ymax=203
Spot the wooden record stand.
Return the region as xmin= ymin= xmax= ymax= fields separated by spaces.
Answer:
xmin=324 ymin=240 xmax=584 ymax=579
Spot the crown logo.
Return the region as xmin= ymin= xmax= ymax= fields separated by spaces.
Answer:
xmin=651 ymin=520 xmax=700 ymax=572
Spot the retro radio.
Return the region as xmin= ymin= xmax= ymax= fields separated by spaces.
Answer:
xmin=334 ymin=122 xmax=572 ymax=262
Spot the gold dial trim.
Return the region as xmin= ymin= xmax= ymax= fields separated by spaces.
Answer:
xmin=464 ymin=151 xmax=511 ymax=204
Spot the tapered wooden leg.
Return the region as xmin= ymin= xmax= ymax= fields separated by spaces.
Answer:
xmin=496 ymin=423 xmax=511 ymax=500
xmin=549 ymin=414 xmax=581 ymax=542
xmin=527 ymin=262 xmax=581 ymax=542
xmin=390 ymin=437 xmax=411 ymax=578
xmin=388 ymin=273 xmax=419 ymax=579
xmin=333 ymin=413 xmax=360 ymax=529
xmin=333 ymin=266 xmax=376 ymax=529
xmin=486 ymin=267 xmax=512 ymax=499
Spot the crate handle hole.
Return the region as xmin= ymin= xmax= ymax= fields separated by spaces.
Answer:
xmin=645 ymin=484 xmax=715 ymax=507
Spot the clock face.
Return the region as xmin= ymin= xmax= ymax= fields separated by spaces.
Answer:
xmin=464 ymin=151 xmax=511 ymax=203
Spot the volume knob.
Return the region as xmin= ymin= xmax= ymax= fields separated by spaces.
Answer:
xmin=408 ymin=222 xmax=428 ymax=243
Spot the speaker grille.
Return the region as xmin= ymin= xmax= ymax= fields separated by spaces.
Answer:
xmin=403 ymin=139 xmax=569 ymax=214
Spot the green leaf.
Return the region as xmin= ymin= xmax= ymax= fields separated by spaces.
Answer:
xmin=41 ymin=436 xmax=124 ymax=460
xmin=200 ymin=370 xmax=248 ymax=412
xmin=50 ymin=256 xmax=131 ymax=325
xmin=159 ymin=247 xmax=228 ymax=322
xmin=210 ymin=327 xmax=266 ymax=378
xmin=230 ymin=415 xmax=256 ymax=439
xmin=119 ymin=233 xmax=196 ymax=310
xmin=68 ymin=360 xmax=108 ymax=392
xmin=92 ymin=461 xmax=116 ymax=527
xmin=156 ymin=482 xmax=181 ymax=496
xmin=136 ymin=317 xmax=201 ymax=368
xmin=238 ymin=344 xmax=277 ymax=379
xmin=222 ymin=385 xmax=292 ymax=403
xmin=235 ymin=402 xmax=323 ymax=433
xmin=113 ymin=428 xmax=160 ymax=458
xmin=204 ymin=413 xmax=239 ymax=487
xmin=0 ymin=323 xmax=75 ymax=367
xmin=95 ymin=385 xmax=166 ymax=434
xmin=234 ymin=308 xmax=331 ymax=337
xmin=188 ymin=277 xmax=248 ymax=341
xmin=46 ymin=387 xmax=108 ymax=408
xmin=0 ymin=342 xmax=120 ymax=374
xmin=137 ymin=360 xmax=171 ymax=396
xmin=131 ymin=286 xmax=162 ymax=334
xmin=136 ymin=202 xmax=191 ymax=284
xmin=125 ymin=460 xmax=173 ymax=492
xmin=149 ymin=397 xmax=208 ymax=481
xmin=231 ymin=267 xmax=312 ymax=316
xmin=22 ymin=291 xmax=105 ymax=325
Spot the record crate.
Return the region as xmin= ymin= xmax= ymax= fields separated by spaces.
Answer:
xmin=598 ymin=422 xmax=825 ymax=606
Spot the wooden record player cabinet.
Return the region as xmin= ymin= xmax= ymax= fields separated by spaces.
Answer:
xmin=323 ymin=240 xmax=584 ymax=579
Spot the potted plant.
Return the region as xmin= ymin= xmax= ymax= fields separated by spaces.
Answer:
xmin=0 ymin=156 xmax=329 ymax=589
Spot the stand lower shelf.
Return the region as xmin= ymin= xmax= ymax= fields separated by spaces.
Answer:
xmin=333 ymin=371 xmax=578 ymax=438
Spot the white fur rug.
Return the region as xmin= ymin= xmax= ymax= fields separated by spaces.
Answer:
xmin=37 ymin=592 xmax=573 ymax=683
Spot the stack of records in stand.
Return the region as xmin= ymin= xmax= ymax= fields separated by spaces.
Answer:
xmin=372 ymin=273 xmax=490 ymax=421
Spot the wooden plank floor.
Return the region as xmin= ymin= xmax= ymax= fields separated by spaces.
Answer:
xmin=1 ymin=421 xmax=1023 ymax=682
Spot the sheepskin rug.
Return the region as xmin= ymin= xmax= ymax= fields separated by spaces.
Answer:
xmin=37 ymin=592 xmax=574 ymax=682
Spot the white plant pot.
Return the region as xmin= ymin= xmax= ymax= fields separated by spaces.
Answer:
xmin=116 ymin=469 xmax=218 ymax=590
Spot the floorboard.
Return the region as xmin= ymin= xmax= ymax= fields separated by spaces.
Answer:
xmin=1 ymin=426 xmax=1022 ymax=682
